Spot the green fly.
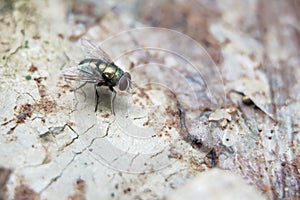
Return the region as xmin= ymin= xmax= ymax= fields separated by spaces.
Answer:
xmin=61 ymin=39 xmax=131 ymax=115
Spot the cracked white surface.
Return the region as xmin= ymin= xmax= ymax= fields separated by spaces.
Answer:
xmin=1 ymin=0 xmax=298 ymax=199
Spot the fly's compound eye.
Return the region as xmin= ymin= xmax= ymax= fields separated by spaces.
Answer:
xmin=119 ymin=72 xmax=131 ymax=91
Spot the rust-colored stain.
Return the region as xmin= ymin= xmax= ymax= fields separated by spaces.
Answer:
xmin=28 ymin=64 xmax=38 ymax=73
xmin=35 ymin=99 xmax=57 ymax=113
xmin=168 ymin=146 xmax=182 ymax=159
xmin=68 ymin=178 xmax=86 ymax=200
xmin=59 ymin=83 xmax=73 ymax=93
xmin=16 ymin=104 xmax=34 ymax=124
xmin=15 ymin=100 xmax=57 ymax=125
xmin=12 ymin=76 xmax=57 ymax=125
xmin=67 ymin=121 xmax=76 ymax=127
xmin=101 ymin=113 xmax=110 ymax=118
xmin=57 ymin=33 xmax=64 ymax=39
xmin=3 ymin=90 xmax=57 ymax=134
xmin=123 ymin=187 xmax=132 ymax=194
xmin=34 ymin=77 xmax=47 ymax=98
xmin=14 ymin=184 xmax=39 ymax=200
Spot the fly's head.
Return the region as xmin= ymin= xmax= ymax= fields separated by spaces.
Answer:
xmin=118 ymin=72 xmax=131 ymax=91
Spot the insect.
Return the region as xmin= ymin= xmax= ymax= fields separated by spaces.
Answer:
xmin=61 ymin=39 xmax=131 ymax=115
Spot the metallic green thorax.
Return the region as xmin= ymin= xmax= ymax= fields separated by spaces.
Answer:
xmin=79 ymin=59 xmax=124 ymax=86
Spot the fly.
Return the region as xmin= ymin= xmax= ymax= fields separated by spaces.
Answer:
xmin=61 ymin=39 xmax=131 ymax=115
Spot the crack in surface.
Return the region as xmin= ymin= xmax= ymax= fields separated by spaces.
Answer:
xmin=38 ymin=152 xmax=78 ymax=194
xmin=40 ymin=124 xmax=75 ymax=139
xmin=176 ymin=101 xmax=203 ymax=149
xmin=75 ymin=122 xmax=112 ymax=154
xmin=150 ymin=148 xmax=165 ymax=159
xmin=129 ymin=153 xmax=140 ymax=168
xmin=14 ymin=114 xmax=112 ymax=195
xmin=4 ymin=45 xmax=23 ymax=66
xmin=105 ymin=122 xmax=111 ymax=137
xmin=112 ymin=147 xmax=131 ymax=163
xmin=38 ymin=124 xmax=79 ymax=165
xmin=37 ymin=123 xmax=111 ymax=194
xmin=63 ymin=125 xmax=79 ymax=148
xmin=164 ymin=168 xmax=187 ymax=181
xmin=81 ymin=124 xmax=96 ymax=136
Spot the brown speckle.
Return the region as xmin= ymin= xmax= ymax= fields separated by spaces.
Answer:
xmin=68 ymin=178 xmax=86 ymax=200
xmin=123 ymin=187 xmax=131 ymax=194
xmin=16 ymin=104 xmax=33 ymax=124
xmin=1 ymin=118 xmax=14 ymax=126
xmin=13 ymin=99 xmax=56 ymax=131
xmin=57 ymin=33 xmax=64 ymax=39
xmin=129 ymin=62 xmax=135 ymax=70
xmin=34 ymin=77 xmax=48 ymax=97
xmin=168 ymin=147 xmax=182 ymax=159
xmin=7 ymin=125 xmax=17 ymax=135
xmin=14 ymin=184 xmax=39 ymax=200
xmin=165 ymin=131 xmax=170 ymax=137
xmin=35 ymin=99 xmax=57 ymax=113
xmin=67 ymin=121 xmax=75 ymax=127
xmin=101 ymin=113 xmax=110 ymax=118
xmin=32 ymin=35 xmax=40 ymax=40
xmin=28 ymin=64 xmax=38 ymax=73
xmin=142 ymin=121 xmax=149 ymax=126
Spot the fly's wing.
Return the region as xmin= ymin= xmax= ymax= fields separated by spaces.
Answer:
xmin=61 ymin=65 xmax=103 ymax=84
xmin=80 ymin=38 xmax=112 ymax=63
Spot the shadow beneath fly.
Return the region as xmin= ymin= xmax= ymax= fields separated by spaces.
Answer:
xmin=73 ymin=82 xmax=112 ymax=112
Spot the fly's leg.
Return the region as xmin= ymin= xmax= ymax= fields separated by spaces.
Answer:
xmin=109 ymin=86 xmax=117 ymax=115
xmin=75 ymin=82 xmax=87 ymax=91
xmin=74 ymin=82 xmax=88 ymax=101
xmin=94 ymin=82 xmax=105 ymax=112
xmin=94 ymin=84 xmax=99 ymax=112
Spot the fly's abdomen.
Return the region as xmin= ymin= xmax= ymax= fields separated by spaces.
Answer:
xmin=78 ymin=59 xmax=103 ymax=73
xmin=79 ymin=59 xmax=110 ymax=74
